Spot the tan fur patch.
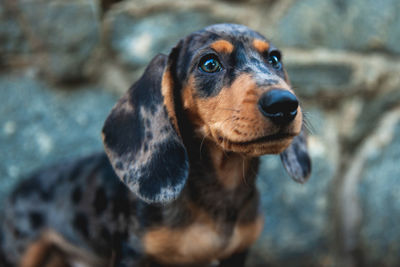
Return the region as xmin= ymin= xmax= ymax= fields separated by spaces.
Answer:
xmin=143 ymin=205 xmax=218 ymax=264
xmin=20 ymin=230 xmax=105 ymax=267
xmin=182 ymin=79 xmax=204 ymax=127
xmin=253 ymin=39 xmax=270 ymax=53
xmin=210 ymin=40 xmax=234 ymax=54
xmin=161 ymin=69 xmax=180 ymax=136
xmin=196 ymin=73 xmax=265 ymax=144
xmin=224 ymin=216 xmax=264 ymax=256
xmin=20 ymin=237 xmax=56 ymax=267
xmin=183 ymin=73 xmax=302 ymax=156
xmin=143 ymin=205 xmax=263 ymax=265
xmin=207 ymin=141 xmax=252 ymax=190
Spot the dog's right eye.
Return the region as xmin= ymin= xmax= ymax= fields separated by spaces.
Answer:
xmin=268 ymin=51 xmax=282 ymax=70
xmin=199 ymin=55 xmax=222 ymax=73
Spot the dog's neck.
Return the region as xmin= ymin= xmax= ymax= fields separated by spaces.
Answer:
xmin=177 ymin=107 xmax=259 ymax=212
xmin=175 ymin=136 xmax=260 ymax=225
xmin=205 ymin=140 xmax=257 ymax=190
xmin=182 ymin=134 xmax=259 ymax=199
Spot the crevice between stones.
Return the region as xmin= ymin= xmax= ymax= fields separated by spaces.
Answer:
xmin=332 ymin=107 xmax=400 ymax=267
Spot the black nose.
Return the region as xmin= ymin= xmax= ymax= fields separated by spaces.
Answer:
xmin=258 ymin=89 xmax=299 ymax=125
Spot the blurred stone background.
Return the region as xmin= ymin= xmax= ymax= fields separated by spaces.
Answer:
xmin=1 ymin=0 xmax=400 ymax=266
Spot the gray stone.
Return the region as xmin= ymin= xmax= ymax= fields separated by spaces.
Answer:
xmin=286 ymin=63 xmax=353 ymax=98
xmin=106 ymin=8 xmax=223 ymax=68
xmin=0 ymin=0 xmax=100 ymax=82
xmin=248 ymin=107 xmax=337 ymax=266
xmin=0 ymin=0 xmax=30 ymax=56
xmin=272 ymin=0 xmax=400 ymax=54
xmin=347 ymin=88 xmax=400 ymax=148
xmin=358 ymin=116 xmax=400 ymax=267
xmin=0 ymin=73 xmax=117 ymax=205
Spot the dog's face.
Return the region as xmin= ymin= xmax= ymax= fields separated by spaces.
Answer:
xmin=169 ymin=24 xmax=302 ymax=156
xmin=103 ymin=24 xmax=311 ymax=203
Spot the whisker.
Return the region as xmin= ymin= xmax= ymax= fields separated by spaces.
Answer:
xmin=242 ymin=98 xmax=258 ymax=104
xmin=218 ymin=115 xmax=236 ymax=130
xmin=221 ymin=136 xmax=229 ymax=157
xmin=199 ymin=135 xmax=207 ymax=159
xmin=249 ymin=163 xmax=259 ymax=178
xmin=218 ymin=107 xmax=240 ymax=112
xmin=302 ymin=112 xmax=315 ymax=134
xmin=241 ymin=157 xmax=249 ymax=187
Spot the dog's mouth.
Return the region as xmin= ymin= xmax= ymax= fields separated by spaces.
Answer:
xmin=213 ymin=132 xmax=299 ymax=156
xmin=208 ymin=125 xmax=301 ymax=155
xmin=223 ymin=132 xmax=298 ymax=146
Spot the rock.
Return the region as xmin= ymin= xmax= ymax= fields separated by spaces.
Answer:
xmin=248 ymin=107 xmax=338 ymax=266
xmin=282 ymin=48 xmax=400 ymax=104
xmin=272 ymin=0 xmax=400 ymax=54
xmin=282 ymin=48 xmax=360 ymax=101
xmin=286 ymin=62 xmax=353 ymax=98
xmin=347 ymin=88 xmax=400 ymax=149
xmin=358 ymin=110 xmax=400 ymax=266
xmin=105 ymin=5 xmax=223 ymax=68
xmin=0 ymin=0 xmax=100 ymax=82
xmin=0 ymin=73 xmax=117 ymax=205
xmin=0 ymin=0 xmax=29 ymax=57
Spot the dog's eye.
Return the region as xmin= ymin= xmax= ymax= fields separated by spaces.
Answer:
xmin=268 ymin=51 xmax=282 ymax=70
xmin=199 ymin=55 xmax=222 ymax=73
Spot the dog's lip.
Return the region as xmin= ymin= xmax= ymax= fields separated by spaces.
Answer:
xmin=222 ymin=132 xmax=298 ymax=146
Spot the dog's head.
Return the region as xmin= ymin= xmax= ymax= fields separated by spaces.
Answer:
xmin=102 ymin=24 xmax=311 ymax=204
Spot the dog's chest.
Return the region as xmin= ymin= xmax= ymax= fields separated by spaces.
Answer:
xmin=142 ymin=215 xmax=263 ymax=265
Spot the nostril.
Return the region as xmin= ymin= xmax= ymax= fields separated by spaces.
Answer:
xmin=258 ymin=89 xmax=299 ymax=125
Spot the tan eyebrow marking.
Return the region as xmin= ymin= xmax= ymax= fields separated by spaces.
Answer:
xmin=210 ymin=40 xmax=234 ymax=54
xmin=253 ymin=39 xmax=270 ymax=53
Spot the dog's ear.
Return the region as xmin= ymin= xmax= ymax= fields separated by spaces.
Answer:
xmin=280 ymin=128 xmax=312 ymax=183
xmin=102 ymin=45 xmax=189 ymax=204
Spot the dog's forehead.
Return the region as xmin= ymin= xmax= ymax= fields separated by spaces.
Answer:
xmin=203 ymin=24 xmax=266 ymax=40
xmin=183 ymin=24 xmax=272 ymax=54
xmin=174 ymin=24 xmax=276 ymax=81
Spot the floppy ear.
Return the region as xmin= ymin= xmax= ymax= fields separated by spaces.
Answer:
xmin=280 ymin=127 xmax=312 ymax=183
xmin=102 ymin=50 xmax=189 ymax=204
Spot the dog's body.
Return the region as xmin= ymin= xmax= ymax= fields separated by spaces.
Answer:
xmin=1 ymin=24 xmax=311 ymax=267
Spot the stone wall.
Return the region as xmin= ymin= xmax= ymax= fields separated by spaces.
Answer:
xmin=1 ymin=0 xmax=400 ymax=266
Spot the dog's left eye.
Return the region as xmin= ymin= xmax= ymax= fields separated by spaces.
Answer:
xmin=268 ymin=51 xmax=282 ymax=70
xmin=199 ymin=55 xmax=222 ymax=73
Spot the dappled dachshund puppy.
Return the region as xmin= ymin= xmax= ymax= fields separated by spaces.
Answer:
xmin=0 ymin=24 xmax=311 ymax=267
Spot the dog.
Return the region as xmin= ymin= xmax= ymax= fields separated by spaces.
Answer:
xmin=0 ymin=23 xmax=311 ymax=267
